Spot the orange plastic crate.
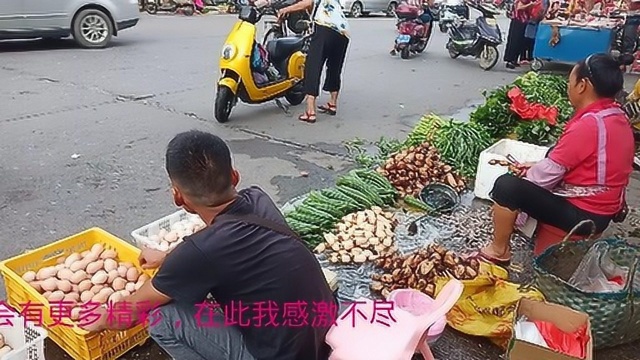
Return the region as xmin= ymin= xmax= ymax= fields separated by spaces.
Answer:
xmin=0 ymin=228 xmax=154 ymax=360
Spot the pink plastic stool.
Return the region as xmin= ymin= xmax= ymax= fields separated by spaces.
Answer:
xmin=387 ymin=289 xmax=447 ymax=344
xmin=326 ymin=279 xmax=464 ymax=360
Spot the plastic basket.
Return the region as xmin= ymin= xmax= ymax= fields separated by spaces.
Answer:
xmin=130 ymin=209 xmax=204 ymax=250
xmin=474 ymin=139 xmax=549 ymax=200
xmin=0 ymin=303 xmax=48 ymax=360
xmin=0 ymin=228 xmax=153 ymax=360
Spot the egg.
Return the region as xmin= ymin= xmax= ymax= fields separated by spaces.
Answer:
xmin=126 ymin=267 xmax=139 ymax=282
xmin=86 ymin=260 xmax=104 ymax=275
xmin=64 ymin=293 xmax=79 ymax=306
xmin=78 ymin=279 xmax=93 ymax=292
xmin=71 ymin=284 xmax=80 ymax=293
xmin=164 ymin=231 xmax=179 ymax=243
xmin=81 ymin=250 xmax=90 ymax=257
xmin=55 ymin=264 xmax=66 ymax=271
xmin=108 ymin=292 xmax=123 ymax=304
xmin=100 ymin=249 xmax=117 ymax=260
xmin=64 ymin=253 xmax=82 ymax=268
xmin=116 ymin=265 xmax=128 ymax=278
xmin=57 ymin=280 xmax=72 ymax=293
xmin=71 ymin=307 xmax=82 ymax=321
xmin=98 ymin=287 xmax=115 ymax=299
xmin=90 ymin=284 xmax=105 ymax=294
xmin=57 ymin=268 xmax=74 ymax=281
xmin=112 ymin=278 xmax=127 ymax=291
xmin=80 ymin=291 xmax=93 ymax=303
xmin=91 ymin=270 xmax=108 ymax=285
xmin=125 ymin=282 xmax=136 ymax=293
xmin=119 ymin=262 xmax=133 ymax=269
xmin=0 ymin=345 xmax=12 ymax=357
xmin=36 ymin=266 xmax=57 ymax=281
xmin=41 ymin=278 xmax=58 ymax=292
xmin=22 ymin=271 xmax=37 ymax=282
xmin=158 ymin=241 xmax=170 ymax=252
xmin=169 ymin=242 xmax=179 ymax=251
xmin=30 ymin=281 xmax=43 ymax=293
xmin=103 ymin=259 xmax=118 ymax=272
xmin=107 ymin=270 xmax=119 ymax=284
xmin=90 ymin=244 xmax=104 ymax=255
xmin=134 ymin=282 xmax=144 ymax=291
xmin=119 ymin=290 xmax=131 ymax=297
xmin=70 ymin=270 xmax=88 ymax=285
xmin=92 ymin=292 xmax=109 ymax=304
xmin=47 ymin=290 xmax=65 ymax=302
xmin=83 ymin=252 xmax=99 ymax=263
xmin=42 ymin=291 xmax=52 ymax=299
xmin=56 ymin=257 xmax=66 ymax=265
xmin=137 ymin=274 xmax=149 ymax=283
xmin=69 ymin=260 xmax=88 ymax=272
xmin=157 ymin=229 xmax=168 ymax=239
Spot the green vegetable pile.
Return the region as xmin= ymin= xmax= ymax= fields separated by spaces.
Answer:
xmin=470 ymin=72 xmax=572 ymax=146
xmin=285 ymin=169 xmax=397 ymax=248
xmin=432 ymin=120 xmax=493 ymax=178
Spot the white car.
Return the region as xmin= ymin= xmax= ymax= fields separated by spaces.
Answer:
xmin=341 ymin=0 xmax=399 ymax=18
xmin=0 ymin=0 xmax=140 ymax=48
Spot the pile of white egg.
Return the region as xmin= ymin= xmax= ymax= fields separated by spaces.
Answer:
xmin=146 ymin=217 xmax=206 ymax=252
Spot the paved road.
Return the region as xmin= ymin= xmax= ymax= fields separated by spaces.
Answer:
xmin=1 ymin=12 xmax=638 ymax=359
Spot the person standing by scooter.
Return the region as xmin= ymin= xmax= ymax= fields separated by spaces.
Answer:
xmin=503 ymin=0 xmax=539 ymax=69
xmin=278 ymin=0 xmax=350 ymax=123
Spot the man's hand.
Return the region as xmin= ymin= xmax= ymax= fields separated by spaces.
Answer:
xmin=79 ymin=305 xmax=108 ymax=332
xmin=139 ymin=247 xmax=167 ymax=270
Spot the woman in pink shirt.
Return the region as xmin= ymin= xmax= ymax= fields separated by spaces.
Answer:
xmin=473 ymin=53 xmax=634 ymax=267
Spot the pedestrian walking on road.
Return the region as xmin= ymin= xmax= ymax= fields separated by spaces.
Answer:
xmin=520 ymin=0 xmax=548 ymax=65
xmin=504 ymin=0 xmax=538 ymax=69
xmin=279 ymin=0 xmax=350 ymax=123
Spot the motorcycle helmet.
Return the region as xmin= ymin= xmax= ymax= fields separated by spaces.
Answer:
xmin=286 ymin=11 xmax=311 ymax=34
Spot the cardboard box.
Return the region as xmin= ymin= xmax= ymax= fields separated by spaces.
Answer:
xmin=507 ymin=298 xmax=593 ymax=360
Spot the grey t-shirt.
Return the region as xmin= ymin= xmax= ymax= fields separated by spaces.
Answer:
xmin=152 ymin=186 xmax=334 ymax=360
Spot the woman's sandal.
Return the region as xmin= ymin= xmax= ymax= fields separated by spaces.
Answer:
xmin=318 ymin=103 xmax=337 ymax=116
xmin=298 ymin=111 xmax=317 ymax=123
xmin=466 ymin=250 xmax=511 ymax=268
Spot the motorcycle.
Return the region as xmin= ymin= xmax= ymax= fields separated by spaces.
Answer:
xmin=145 ymin=0 xmax=199 ymax=15
xmin=391 ymin=3 xmax=433 ymax=59
xmin=214 ymin=0 xmax=309 ymax=123
xmin=445 ymin=1 xmax=502 ymax=71
xmin=262 ymin=9 xmax=312 ymax=44
xmin=437 ymin=0 xmax=469 ymax=33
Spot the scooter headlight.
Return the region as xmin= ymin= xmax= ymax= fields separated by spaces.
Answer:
xmin=221 ymin=44 xmax=237 ymax=60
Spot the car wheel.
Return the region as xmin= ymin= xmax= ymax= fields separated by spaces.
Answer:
xmin=386 ymin=2 xmax=398 ymax=17
xmin=350 ymin=2 xmax=363 ymax=18
xmin=72 ymin=9 xmax=113 ymax=49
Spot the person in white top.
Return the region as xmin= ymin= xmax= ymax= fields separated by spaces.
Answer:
xmin=279 ymin=0 xmax=350 ymax=123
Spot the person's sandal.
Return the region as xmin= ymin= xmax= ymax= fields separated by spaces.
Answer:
xmin=298 ymin=111 xmax=317 ymax=123
xmin=318 ymin=103 xmax=337 ymax=116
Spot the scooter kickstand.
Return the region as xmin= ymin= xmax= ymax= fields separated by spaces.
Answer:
xmin=275 ymin=99 xmax=289 ymax=114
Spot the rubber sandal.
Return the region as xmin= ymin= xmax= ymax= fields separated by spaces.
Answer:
xmin=318 ymin=103 xmax=337 ymax=116
xmin=466 ymin=250 xmax=511 ymax=268
xmin=298 ymin=111 xmax=316 ymax=123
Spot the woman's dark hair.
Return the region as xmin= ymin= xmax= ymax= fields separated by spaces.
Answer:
xmin=574 ymin=53 xmax=624 ymax=99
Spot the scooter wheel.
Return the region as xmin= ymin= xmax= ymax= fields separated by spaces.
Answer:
xmin=479 ymin=45 xmax=499 ymax=71
xmin=214 ymin=86 xmax=236 ymax=123
xmin=447 ymin=41 xmax=460 ymax=59
xmin=531 ymin=59 xmax=544 ymax=72
xmin=145 ymin=3 xmax=158 ymax=14
xmin=183 ymin=5 xmax=195 ymax=16
xmin=400 ymin=47 xmax=410 ymax=60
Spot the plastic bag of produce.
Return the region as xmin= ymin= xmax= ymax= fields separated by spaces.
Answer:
xmin=434 ymin=262 xmax=545 ymax=348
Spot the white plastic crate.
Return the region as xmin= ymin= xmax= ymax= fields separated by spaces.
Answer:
xmin=0 ymin=303 xmax=47 ymax=360
xmin=130 ymin=209 xmax=205 ymax=250
xmin=474 ymin=139 xmax=550 ymax=200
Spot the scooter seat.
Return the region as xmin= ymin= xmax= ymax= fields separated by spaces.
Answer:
xmin=266 ymin=36 xmax=304 ymax=63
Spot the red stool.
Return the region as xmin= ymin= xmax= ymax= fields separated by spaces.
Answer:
xmin=533 ymin=223 xmax=601 ymax=256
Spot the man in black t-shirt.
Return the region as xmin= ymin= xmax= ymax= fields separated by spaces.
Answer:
xmin=81 ymin=130 xmax=336 ymax=360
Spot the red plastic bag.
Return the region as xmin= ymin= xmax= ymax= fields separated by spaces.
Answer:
xmin=534 ymin=320 xmax=589 ymax=359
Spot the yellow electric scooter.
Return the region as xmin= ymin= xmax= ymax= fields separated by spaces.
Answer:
xmin=214 ymin=0 xmax=309 ymax=123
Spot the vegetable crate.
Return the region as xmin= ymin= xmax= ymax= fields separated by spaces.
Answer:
xmin=474 ymin=139 xmax=549 ymax=200
xmin=130 ymin=209 xmax=203 ymax=249
xmin=0 ymin=303 xmax=48 ymax=360
xmin=0 ymin=228 xmax=153 ymax=360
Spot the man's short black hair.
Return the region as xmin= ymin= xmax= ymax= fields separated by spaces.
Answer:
xmin=165 ymin=130 xmax=233 ymax=204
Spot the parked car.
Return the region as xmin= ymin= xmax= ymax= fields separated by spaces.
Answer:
xmin=0 ymin=0 xmax=140 ymax=48
xmin=341 ymin=0 xmax=398 ymax=18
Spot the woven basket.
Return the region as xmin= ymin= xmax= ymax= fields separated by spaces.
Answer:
xmin=534 ymin=220 xmax=640 ymax=349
